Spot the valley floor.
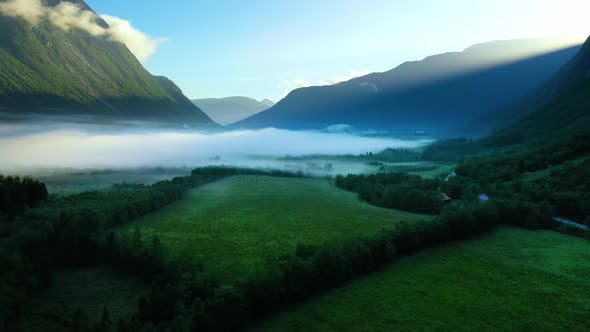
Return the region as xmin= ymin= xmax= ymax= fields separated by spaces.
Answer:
xmin=254 ymin=226 xmax=590 ymax=331
xmin=114 ymin=175 xmax=430 ymax=282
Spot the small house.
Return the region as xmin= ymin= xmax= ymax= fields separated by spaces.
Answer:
xmin=440 ymin=193 xmax=452 ymax=202
xmin=444 ymin=171 xmax=456 ymax=182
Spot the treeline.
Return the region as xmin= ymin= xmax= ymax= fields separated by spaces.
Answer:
xmin=421 ymin=124 xmax=590 ymax=163
xmin=419 ymin=129 xmax=590 ymax=226
xmin=83 ymin=201 xmax=500 ymax=332
xmin=356 ymin=148 xmax=422 ymax=163
xmin=335 ymin=172 xmax=443 ymax=214
xmin=457 ymin=129 xmax=590 ymax=180
xmin=0 ymin=192 xmax=545 ymax=331
xmin=0 ymin=166 xmax=301 ymax=331
xmin=421 ymin=138 xmax=483 ymax=162
xmin=280 ymin=148 xmax=422 ymax=163
xmin=0 ymin=175 xmax=48 ymax=218
xmin=3 ymin=162 xmax=587 ymax=331
xmin=445 ymin=131 xmax=590 ymax=225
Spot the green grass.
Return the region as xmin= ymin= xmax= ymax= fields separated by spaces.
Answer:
xmin=255 ymin=227 xmax=590 ymax=331
xmin=115 ymin=175 xmax=430 ymax=282
xmin=25 ymin=266 xmax=146 ymax=332
xmin=409 ymin=163 xmax=456 ymax=179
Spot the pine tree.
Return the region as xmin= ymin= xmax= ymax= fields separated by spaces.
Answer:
xmin=101 ymin=306 xmax=111 ymax=325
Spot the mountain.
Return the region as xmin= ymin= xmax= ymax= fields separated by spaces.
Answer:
xmin=192 ymin=96 xmax=273 ymax=126
xmin=467 ymin=37 xmax=590 ymax=134
xmin=233 ymin=39 xmax=581 ymax=134
xmin=483 ymin=35 xmax=590 ymax=145
xmin=0 ymin=0 xmax=216 ymax=127
xmin=260 ymin=99 xmax=275 ymax=108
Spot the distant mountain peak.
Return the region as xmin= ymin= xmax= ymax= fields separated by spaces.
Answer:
xmin=260 ymin=99 xmax=275 ymax=107
xmin=192 ymin=96 xmax=272 ymax=126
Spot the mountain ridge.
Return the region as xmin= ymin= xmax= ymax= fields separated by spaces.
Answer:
xmin=233 ymin=39 xmax=581 ymax=134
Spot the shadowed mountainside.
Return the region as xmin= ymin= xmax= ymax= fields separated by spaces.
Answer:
xmin=233 ymin=39 xmax=581 ymax=134
xmin=482 ymin=35 xmax=590 ymax=146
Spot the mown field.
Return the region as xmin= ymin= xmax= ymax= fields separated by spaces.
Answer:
xmin=24 ymin=266 xmax=146 ymax=332
xmin=115 ymin=175 xmax=430 ymax=282
xmin=255 ymin=227 xmax=590 ymax=331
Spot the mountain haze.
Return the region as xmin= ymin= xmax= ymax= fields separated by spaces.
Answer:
xmin=234 ymin=39 xmax=581 ymax=134
xmin=260 ymin=99 xmax=275 ymax=108
xmin=0 ymin=0 xmax=216 ymax=127
xmin=192 ymin=96 xmax=273 ymax=126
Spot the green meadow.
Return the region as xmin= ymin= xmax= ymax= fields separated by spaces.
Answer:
xmin=255 ymin=227 xmax=590 ymax=331
xmin=115 ymin=175 xmax=430 ymax=281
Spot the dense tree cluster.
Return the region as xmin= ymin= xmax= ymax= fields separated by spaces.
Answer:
xmin=335 ymin=172 xmax=443 ymax=214
xmin=1 ymin=157 xmax=588 ymax=331
xmin=356 ymin=148 xmax=422 ymax=163
xmin=421 ymin=138 xmax=482 ymax=162
xmin=0 ymin=166 xmax=300 ymax=330
xmin=444 ymin=131 xmax=590 ymax=226
xmin=118 ymin=201 xmax=502 ymax=331
xmin=0 ymin=176 xmax=48 ymax=218
xmin=422 ymin=126 xmax=590 ymax=163
xmin=280 ymin=148 xmax=422 ymax=163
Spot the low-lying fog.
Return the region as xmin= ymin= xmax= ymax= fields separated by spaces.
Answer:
xmin=0 ymin=123 xmax=432 ymax=175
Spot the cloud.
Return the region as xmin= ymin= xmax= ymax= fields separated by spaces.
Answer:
xmin=280 ymin=70 xmax=373 ymax=98
xmin=101 ymin=15 xmax=167 ymax=62
xmin=0 ymin=0 xmax=164 ymax=61
xmin=0 ymin=0 xmax=44 ymax=25
xmin=48 ymin=2 xmax=105 ymax=36
xmin=293 ymin=79 xmax=312 ymax=88
xmin=319 ymin=70 xmax=372 ymax=85
xmin=360 ymin=82 xmax=379 ymax=93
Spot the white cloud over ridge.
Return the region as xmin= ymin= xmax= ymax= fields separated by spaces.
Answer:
xmin=281 ymin=70 xmax=373 ymax=97
xmin=0 ymin=0 xmax=164 ymax=61
xmin=319 ymin=70 xmax=372 ymax=86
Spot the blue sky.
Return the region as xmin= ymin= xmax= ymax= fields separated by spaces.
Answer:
xmin=86 ymin=0 xmax=590 ymax=102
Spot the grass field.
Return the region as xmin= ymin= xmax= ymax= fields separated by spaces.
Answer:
xmin=255 ymin=227 xmax=590 ymax=331
xmin=410 ymin=163 xmax=455 ymax=179
xmin=115 ymin=175 xmax=430 ymax=282
xmin=25 ymin=266 xmax=146 ymax=332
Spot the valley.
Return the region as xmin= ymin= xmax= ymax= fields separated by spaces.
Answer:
xmin=1 ymin=1 xmax=590 ymax=331
xmin=113 ymin=175 xmax=430 ymax=282
xmin=255 ymin=227 xmax=590 ymax=331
